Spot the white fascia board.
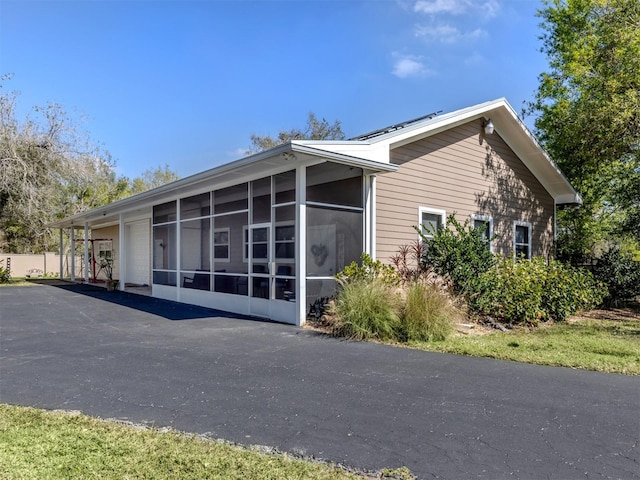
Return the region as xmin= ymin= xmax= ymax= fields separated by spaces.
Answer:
xmin=50 ymin=144 xmax=296 ymax=228
xmin=294 ymin=140 xmax=390 ymax=164
xmin=374 ymin=98 xmax=511 ymax=149
xmin=365 ymin=97 xmax=580 ymax=205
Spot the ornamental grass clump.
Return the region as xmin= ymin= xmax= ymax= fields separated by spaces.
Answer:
xmin=401 ymin=281 xmax=458 ymax=342
xmin=330 ymin=253 xmax=459 ymax=343
xmin=331 ymin=277 xmax=401 ymax=341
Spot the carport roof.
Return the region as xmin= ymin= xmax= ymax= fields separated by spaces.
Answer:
xmin=50 ymin=142 xmax=398 ymax=229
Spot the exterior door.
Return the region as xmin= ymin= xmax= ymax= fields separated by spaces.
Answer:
xmin=249 ymin=224 xmax=271 ymax=317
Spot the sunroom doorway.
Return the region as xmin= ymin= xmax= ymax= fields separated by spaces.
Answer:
xmin=247 ymin=174 xmax=296 ymax=319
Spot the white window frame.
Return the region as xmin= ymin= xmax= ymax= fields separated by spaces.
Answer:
xmin=472 ymin=214 xmax=494 ymax=253
xmin=213 ymin=227 xmax=230 ymax=262
xmin=513 ymin=221 xmax=532 ymax=260
xmin=418 ymin=207 xmax=446 ymax=239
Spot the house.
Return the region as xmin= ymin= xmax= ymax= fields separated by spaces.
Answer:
xmin=51 ymin=98 xmax=581 ymax=325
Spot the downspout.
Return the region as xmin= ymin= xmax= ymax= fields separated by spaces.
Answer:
xmin=553 ymin=199 xmax=557 ymax=261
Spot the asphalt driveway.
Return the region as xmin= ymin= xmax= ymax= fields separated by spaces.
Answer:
xmin=1 ymin=283 xmax=638 ymax=479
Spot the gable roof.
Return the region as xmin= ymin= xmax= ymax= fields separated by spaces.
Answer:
xmin=297 ymin=98 xmax=581 ymax=205
xmin=51 ymin=98 xmax=580 ymax=230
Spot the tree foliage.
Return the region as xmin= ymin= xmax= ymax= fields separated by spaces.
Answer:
xmin=0 ymin=83 xmax=123 ymax=252
xmin=0 ymin=78 xmax=178 ymax=253
xmin=529 ymin=0 xmax=640 ymax=261
xmin=127 ymin=164 xmax=180 ymax=196
xmin=246 ymin=112 xmax=345 ymax=154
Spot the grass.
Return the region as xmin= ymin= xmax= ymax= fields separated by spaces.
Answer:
xmin=0 ymin=405 xmax=371 ymax=480
xmin=413 ymin=316 xmax=640 ymax=375
xmin=402 ymin=282 xmax=457 ymax=342
xmin=0 ymin=277 xmax=39 ymax=287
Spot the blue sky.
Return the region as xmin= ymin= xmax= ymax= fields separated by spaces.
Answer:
xmin=1 ymin=0 xmax=548 ymax=179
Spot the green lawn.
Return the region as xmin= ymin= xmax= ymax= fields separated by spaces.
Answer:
xmin=0 ymin=277 xmax=39 ymax=287
xmin=0 ymin=405 xmax=379 ymax=480
xmin=412 ymin=316 xmax=640 ymax=375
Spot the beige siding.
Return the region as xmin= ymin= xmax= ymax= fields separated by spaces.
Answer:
xmin=376 ymin=119 xmax=554 ymax=263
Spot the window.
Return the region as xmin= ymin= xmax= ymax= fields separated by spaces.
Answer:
xmin=514 ymin=221 xmax=532 ymax=259
xmin=472 ymin=215 xmax=493 ymax=252
xmin=418 ymin=207 xmax=446 ymax=239
xmin=213 ymin=228 xmax=230 ymax=262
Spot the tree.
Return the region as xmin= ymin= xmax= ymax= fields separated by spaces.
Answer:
xmin=127 ymin=164 xmax=179 ymax=196
xmin=528 ymin=0 xmax=640 ymax=262
xmin=246 ymin=112 xmax=345 ymax=154
xmin=0 ymin=77 xmax=179 ymax=253
xmin=0 ymin=80 xmax=124 ymax=253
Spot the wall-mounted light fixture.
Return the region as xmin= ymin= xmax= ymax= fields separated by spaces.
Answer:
xmin=483 ymin=119 xmax=495 ymax=135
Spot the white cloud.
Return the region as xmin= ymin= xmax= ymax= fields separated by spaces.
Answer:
xmin=480 ymin=0 xmax=500 ymax=19
xmin=415 ymin=23 xmax=486 ymax=43
xmin=392 ymin=54 xmax=434 ymax=78
xmin=414 ymin=0 xmax=467 ymax=15
xmin=413 ymin=0 xmax=500 ymax=19
xmin=228 ymin=147 xmax=248 ymax=158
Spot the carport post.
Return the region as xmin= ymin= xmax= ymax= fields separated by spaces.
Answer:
xmin=296 ymin=164 xmax=306 ymax=326
xmin=84 ymin=223 xmax=90 ymax=283
xmin=59 ymin=229 xmax=64 ymax=279
xmin=118 ymin=214 xmax=125 ymax=291
xmin=70 ymin=227 xmax=75 ymax=281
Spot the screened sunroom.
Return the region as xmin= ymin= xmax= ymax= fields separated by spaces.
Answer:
xmin=150 ymin=160 xmax=387 ymax=324
xmin=51 ymin=143 xmax=396 ymax=325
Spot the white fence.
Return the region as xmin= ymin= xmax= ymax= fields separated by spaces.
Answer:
xmin=0 ymin=253 xmax=84 ymax=278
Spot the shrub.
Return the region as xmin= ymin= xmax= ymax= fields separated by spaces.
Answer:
xmin=338 ymin=253 xmax=398 ymax=287
xmin=420 ymin=215 xmax=495 ymax=294
xmin=543 ymin=259 xmax=605 ymax=321
xmin=401 ymin=281 xmax=457 ymax=342
xmin=330 ymin=278 xmax=401 ymax=341
xmin=389 ymin=241 xmax=430 ymax=284
xmin=592 ymin=246 xmax=640 ymax=307
xmin=0 ymin=260 xmax=11 ymax=283
xmin=471 ymin=257 xmax=605 ymax=324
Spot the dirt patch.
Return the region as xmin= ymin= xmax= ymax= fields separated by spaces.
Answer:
xmin=569 ymin=305 xmax=640 ymax=323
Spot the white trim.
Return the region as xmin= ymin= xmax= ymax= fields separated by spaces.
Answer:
xmin=513 ymin=220 xmax=533 ymax=259
xmin=418 ymin=207 xmax=446 ymax=239
xmin=370 ymin=175 xmax=377 ymax=258
xmin=471 ymin=214 xmax=494 ymax=253
xmin=296 ymin=164 xmax=306 ymax=326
